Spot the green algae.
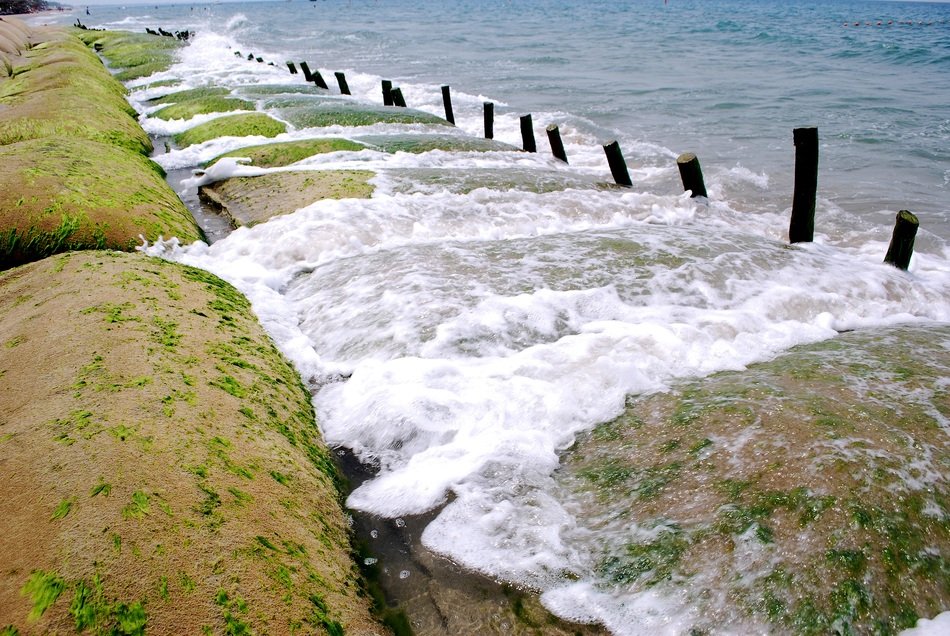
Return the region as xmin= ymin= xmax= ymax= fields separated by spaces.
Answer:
xmin=152 ymin=96 xmax=255 ymax=121
xmin=147 ymin=86 xmax=230 ymax=105
xmin=74 ymin=29 xmax=182 ymax=81
xmin=0 ymin=37 xmax=151 ymax=153
xmin=564 ymin=324 xmax=950 ymax=634
xmin=0 ymin=138 xmax=202 ymax=269
xmin=70 ymin=575 xmax=148 ymax=635
xmin=275 ymin=101 xmax=448 ymax=128
xmin=206 ymin=138 xmax=366 ymax=168
xmin=173 ymin=113 xmax=287 ymax=148
xmin=21 ymin=570 xmax=66 ymax=621
xmin=355 ymin=133 xmax=517 ymax=154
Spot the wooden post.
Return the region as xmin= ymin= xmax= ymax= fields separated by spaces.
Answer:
xmin=484 ymin=102 xmax=494 ymax=139
xmin=299 ymin=62 xmax=314 ymax=82
xmin=789 ymin=127 xmax=819 ymax=243
xmin=286 ymin=61 xmax=298 ymax=75
xmin=603 ymin=141 xmax=632 ymax=187
xmin=311 ymin=69 xmax=329 ymax=89
xmin=883 ymin=210 xmax=919 ymax=270
xmin=546 ymin=124 xmax=568 ymax=163
xmin=676 ymin=152 xmax=707 ymax=198
xmin=441 ymin=85 xmax=455 ymax=125
xmin=334 ymin=72 xmax=351 ymax=95
xmin=520 ymin=114 xmax=537 ymax=153
xmin=382 ymin=80 xmax=393 ymax=106
xmin=391 ymin=87 xmax=407 ymax=107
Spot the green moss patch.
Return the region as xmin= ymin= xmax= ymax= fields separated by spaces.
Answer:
xmin=275 ymin=102 xmax=448 ymax=129
xmin=0 ymin=252 xmax=380 ymax=633
xmin=173 ymin=113 xmax=287 ymax=148
xmin=562 ymin=324 xmax=950 ymax=634
xmin=354 ymin=133 xmax=517 ymax=154
xmin=0 ymin=33 xmax=151 ymax=153
xmin=74 ymin=29 xmax=183 ymax=81
xmin=0 ymin=137 xmax=202 ymax=269
xmin=152 ymin=96 xmax=255 ymax=121
xmin=206 ymin=138 xmax=366 ymax=169
xmin=146 ymin=86 xmax=230 ymax=105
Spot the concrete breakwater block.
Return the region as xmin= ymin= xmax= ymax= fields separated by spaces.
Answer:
xmin=199 ymin=170 xmax=374 ymax=228
xmin=0 ymin=250 xmax=384 ymax=635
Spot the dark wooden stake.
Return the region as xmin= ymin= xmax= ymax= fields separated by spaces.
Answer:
xmin=382 ymin=80 xmax=393 ymax=106
xmin=310 ymin=69 xmax=329 ymax=89
xmin=441 ymin=85 xmax=455 ymax=125
xmin=520 ymin=114 xmax=537 ymax=153
xmin=676 ymin=152 xmax=707 ymax=198
xmin=299 ymin=62 xmax=314 ymax=82
xmin=546 ymin=124 xmax=568 ymax=163
xmin=334 ymin=71 xmax=351 ymax=95
xmin=286 ymin=61 xmax=298 ymax=75
xmin=603 ymin=141 xmax=632 ymax=187
xmin=484 ymin=102 xmax=494 ymax=139
xmin=790 ymin=127 xmax=819 ymax=243
xmin=391 ymin=87 xmax=407 ymax=107
xmin=883 ymin=210 xmax=919 ymax=270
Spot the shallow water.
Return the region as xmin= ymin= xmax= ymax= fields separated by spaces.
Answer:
xmin=34 ymin=0 xmax=950 ymax=632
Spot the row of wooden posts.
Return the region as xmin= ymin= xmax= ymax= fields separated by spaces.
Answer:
xmin=282 ymin=59 xmax=920 ymax=271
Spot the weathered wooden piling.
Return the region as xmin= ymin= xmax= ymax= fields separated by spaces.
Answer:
xmin=334 ymin=72 xmax=351 ymax=95
xmin=520 ymin=115 xmax=537 ymax=153
xmin=311 ymin=69 xmax=329 ymax=89
xmin=441 ymin=85 xmax=455 ymax=125
xmin=299 ymin=62 xmax=314 ymax=82
xmin=546 ymin=124 xmax=568 ymax=163
xmin=286 ymin=61 xmax=298 ymax=75
xmin=603 ymin=141 xmax=632 ymax=187
xmin=676 ymin=152 xmax=707 ymax=198
xmin=883 ymin=210 xmax=919 ymax=270
xmin=789 ymin=127 xmax=819 ymax=243
xmin=382 ymin=80 xmax=393 ymax=106
xmin=484 ymin=102 xmax=494 ymax=139
xmin=391 ymin=87 xmax=407 ymax=108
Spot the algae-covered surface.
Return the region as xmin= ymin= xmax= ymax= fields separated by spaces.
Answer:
xmin=0 ymin=137 xmax=202 ymax=269
xmin=152 ymin=95 xmax=255 ymax=121
xmin=274 ymin=101 xmax=449 ymax=129
xmin=384 ymin=167 xmax=607 ymax=195
xmin=173 ymin=113 xmax=287 ymax=148
xmin=0 ymin=251 xmax=385 ymax=635
xmin=200 ymin=170 xmax=375 ymax=227
xmin=559 ymin=324 xmax=949 ymax=634
xmin=354 ymin=133 xmax=518 ymax=154
xmin=73 ymin=28 xmax=183 ymax=81
xmin=206 ymin=138 xmax=367 ymax=169
xmin=0 ymin=31 xmax=151 ymax=154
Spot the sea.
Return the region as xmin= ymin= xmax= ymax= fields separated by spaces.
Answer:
xmin=29 ymin=0 xmax=950 ymax=633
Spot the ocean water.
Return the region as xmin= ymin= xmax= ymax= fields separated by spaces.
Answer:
xmin=32 ymin=0 xmax=950 ymax=633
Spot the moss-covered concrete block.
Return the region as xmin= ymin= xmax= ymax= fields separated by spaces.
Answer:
xmin=206 ymin=138 xmax=366 ymax=169
xmin=0 ymin=138 xmax=202 ymax=269
xmin=73 ymin=28 xmax=183 ymax=81
xmin=0 ymin=251 xmax=386 ymax=635
xmin=173 ymin=113 xmax=287 ymax=148
xmin=200 ymin=170 xmax=374 ymax=227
